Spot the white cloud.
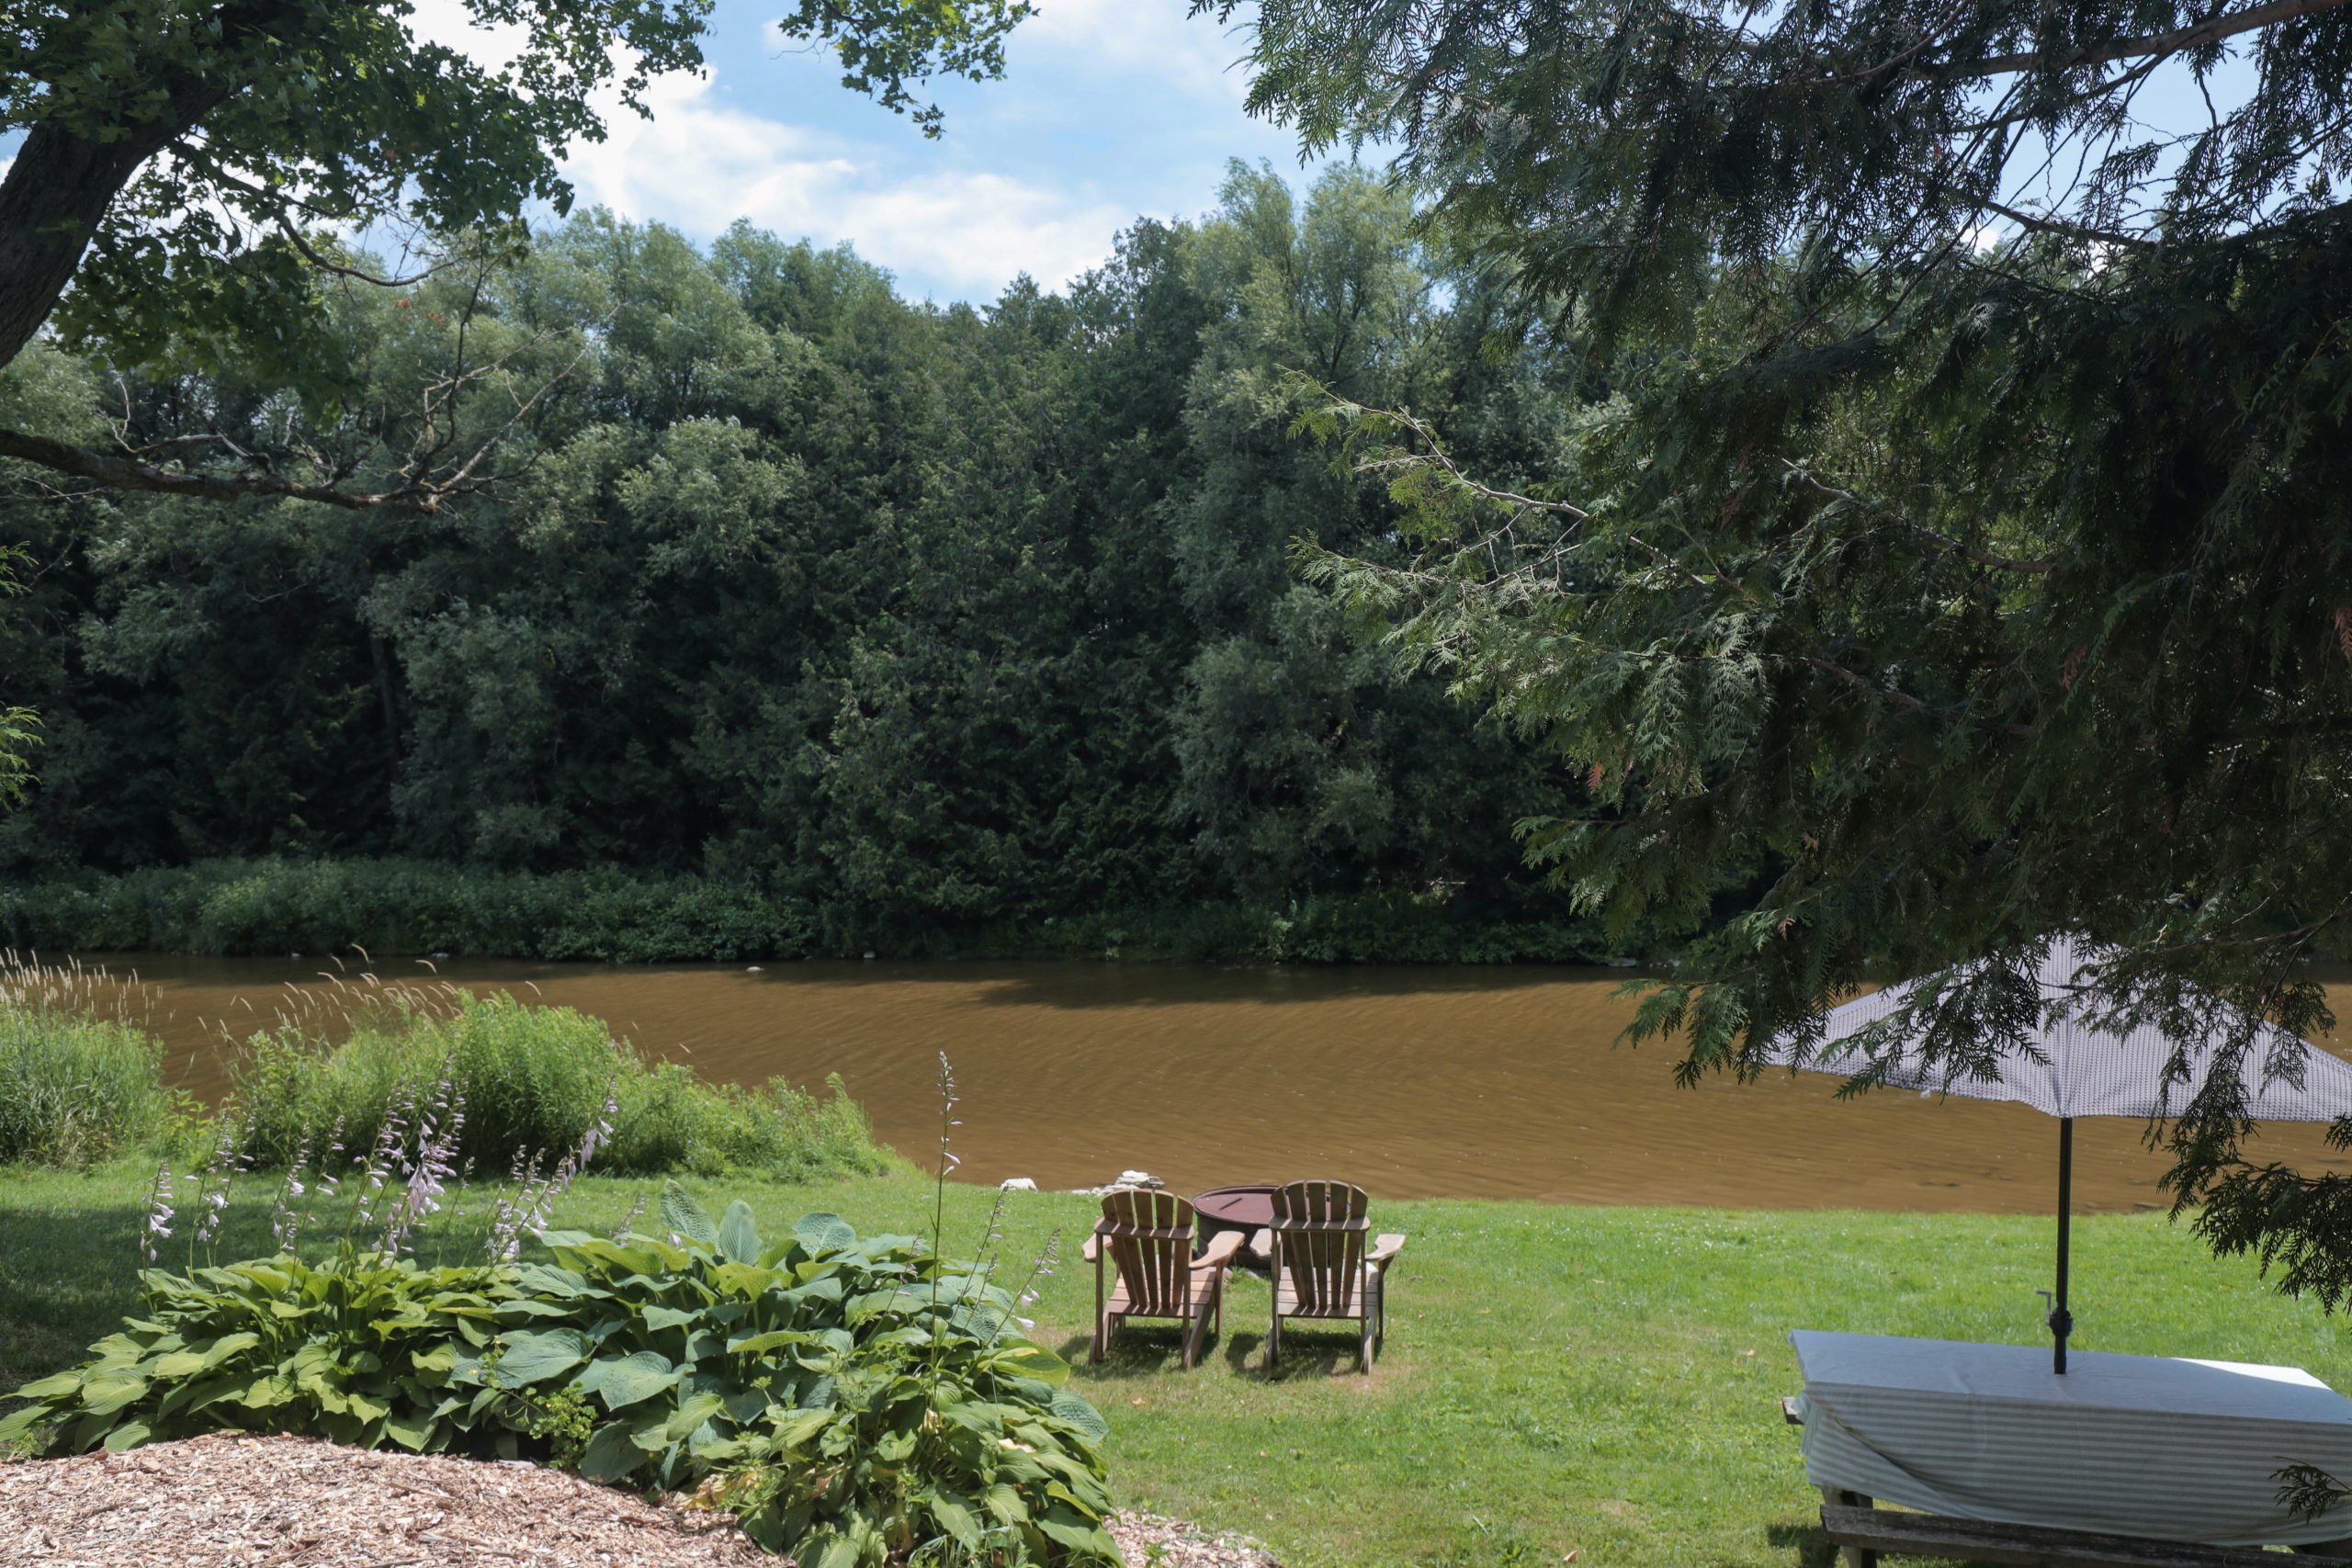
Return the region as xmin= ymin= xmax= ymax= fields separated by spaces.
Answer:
xmin=401 ymin=0 xmax=531 ymax=72
xmin=564 ymin=70 xmax=1127 ymax=295
xmin=1020 ymin=0 xmax=1253 ymax=102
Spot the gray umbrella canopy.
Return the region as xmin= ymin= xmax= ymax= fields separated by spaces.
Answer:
xmin=1762 ymin=935 xmax=2352 ymax=1371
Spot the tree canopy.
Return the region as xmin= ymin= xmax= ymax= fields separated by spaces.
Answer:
xmin=0 ymin=0 xmax=1033 ymax=505
xmin=0 ymin=171 xmax=1601 ymax=959
xmin=1217 ymin=1 xmax=2352 ymax=1291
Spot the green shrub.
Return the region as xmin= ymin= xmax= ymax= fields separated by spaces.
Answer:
xmin=0 ymin=1184 xmax=1116 ymax=1566
xmin=236 ymin=992 xmax=886 ymax=1180
xmin=0 ymin=859 xmax=816 ymax=962
xmin=0 ymin=1002 xmax=176 ymax=1167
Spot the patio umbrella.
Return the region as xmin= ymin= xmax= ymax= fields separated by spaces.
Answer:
xmin=1760 ymin=935 xmax=2352 ymax=1373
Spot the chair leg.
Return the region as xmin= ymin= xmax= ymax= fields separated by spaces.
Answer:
xmin=1091 ymin=1255 xmax=1106 ymax=1365
xmin=1183 ymin=1294 xmax=1211 ymax=1370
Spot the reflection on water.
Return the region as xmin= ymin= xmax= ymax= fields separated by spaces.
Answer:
xmin=62 ymin=953 xmax=2352 ymax=1212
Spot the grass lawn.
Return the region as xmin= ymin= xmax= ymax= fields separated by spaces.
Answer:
xmin=4 ymin=1159 xmax=2346 ymax=1567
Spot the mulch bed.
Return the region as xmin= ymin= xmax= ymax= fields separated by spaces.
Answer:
xmin=0 ymin=1433 xmax=1281 ymax=1568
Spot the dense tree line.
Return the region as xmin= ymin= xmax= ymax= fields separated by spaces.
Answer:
xmin=0 ymin=165 xmax=1602 ymax=956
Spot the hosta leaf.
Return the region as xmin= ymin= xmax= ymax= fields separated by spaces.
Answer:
xmin=7 ymin=1370 xmax=83 ymax=1402
xmin=1049 ymin=1390 xmax=1109 ymax=1442
xmin=383 ymin=1409 xmax=436 ymax=1451
xmin=981 ymin=1482 xmax=1024 ymax=1526
xmin=724 ymin=1328 xmax=809 ymax=1357
xmin=1034 ymin=1511 xmax=1117 ymax=1553
xmin=640 ymin=1304 xmax=701 ymax=1333
xmin=792 ymin=1213 xmax=856 ymax=1255
xmin=710 ymin=1262 xmax=781 ymax=1299
xmin=79 ymin=1372 xmax=149 ymax=1416
xmin=767 ymin=1407 xmax=832 ymax=1450
xmin=659 ymin=1392 xmax=724 ymax=1444
xmin=660 ymin=1183 xmax=718 ymax=1247
xmin=717 ymin=1201 xmax=762 ymax=1264
xmin=0 ymin=1405 xmax=52 ymax=1445
xmin=577 ymin=1420 xmax=645 ymax=1482
xmin=572 ymin=1349 xmax=680 ymax=1411
xmin=923 ymin=1490 xmax=982 ymax=1549
xmin=489 ymin=1328 xmax=589 ymax=1385
xmin=991 ymin=1342 xmax=1069 ymax=1385
xmin=101 ymin=1419 xmax=153 ymax=1453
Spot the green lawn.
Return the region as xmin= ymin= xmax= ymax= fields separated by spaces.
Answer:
xmin=3 ymin=1160 xmax=2345 ymax=1567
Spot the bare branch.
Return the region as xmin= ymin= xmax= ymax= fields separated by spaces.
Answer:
xmin=1938 ymin=0 xmax=2352 ymax=81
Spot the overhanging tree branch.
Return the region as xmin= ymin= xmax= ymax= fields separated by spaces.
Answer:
xmin=1937 ymin=0 xmax=2352 ymax=80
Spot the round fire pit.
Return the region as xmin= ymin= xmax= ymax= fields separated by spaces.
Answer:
xmin=1192 ymin=1184 xmax=1279 ymax=1260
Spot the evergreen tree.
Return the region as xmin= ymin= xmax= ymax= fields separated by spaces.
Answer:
xmin=1220 ymin=1 xmax=2352 ymax=1287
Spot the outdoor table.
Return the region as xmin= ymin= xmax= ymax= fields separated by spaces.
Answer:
xmin=1790 ymin=1330 xmax=2352 ymax=1546
xmin=1192 ymin=1184 xmax=1277 ymax=1258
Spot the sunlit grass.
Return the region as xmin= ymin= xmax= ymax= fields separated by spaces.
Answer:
xmin=3 ymin=1161 xmax=2342 ymax=1567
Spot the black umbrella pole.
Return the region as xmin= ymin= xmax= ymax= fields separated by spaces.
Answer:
xmin=2052 ymin=1117 xmax=2075 ymax=1375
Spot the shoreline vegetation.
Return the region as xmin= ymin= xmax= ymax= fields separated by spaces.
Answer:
xmin=0 ymin=857 xmax=1612 ymax=965
xmin=3 ymin=1156 xmax=2339 ymax=1566
xmin=0 ymin=962 xmax=889 ymax=1181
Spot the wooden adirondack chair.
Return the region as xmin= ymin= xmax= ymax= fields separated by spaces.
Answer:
xmin=1252 ymin=1179 xmax=1406 ymax=1371
xmin=1081 ymin=1188 xmax=1242 ymax=1369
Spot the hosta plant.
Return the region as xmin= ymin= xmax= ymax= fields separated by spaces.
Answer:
xmin=0 ymin=1183 xmax=1116 ymax=1566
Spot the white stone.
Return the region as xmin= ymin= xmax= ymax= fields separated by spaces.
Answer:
xmin=998 ymin=1177 xmax=1038 ymax=1192
xmin=1114 ymin=1169 xmax=1163 ymax=1190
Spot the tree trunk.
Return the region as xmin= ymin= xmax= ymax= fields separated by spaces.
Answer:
xmin=0 ymin=0 xmax=294 ymax=370
xmin=0 ymin=118 xmax=177 ymax=370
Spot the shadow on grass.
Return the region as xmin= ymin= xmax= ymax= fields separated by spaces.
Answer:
xmin=0 ymin=1199 xmax=164 ymax=1390
xmin=1763 ymin=1519 xmax=1839 ymax=1568
xmin=1057 ymin=1318 xmax=1380 ymax=1383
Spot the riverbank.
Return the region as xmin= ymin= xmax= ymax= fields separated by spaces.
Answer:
xmin=1 ymin=1161 xmax=2337 ymax=1567
xmin=0 ymin=858 xmax=1603 ymax=965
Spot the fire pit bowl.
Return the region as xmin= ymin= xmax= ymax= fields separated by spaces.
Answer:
xmin=1192 ymin=1183 xmax=1279 ymax=1261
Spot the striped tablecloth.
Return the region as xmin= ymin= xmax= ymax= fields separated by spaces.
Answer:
xmin=1791 ymin=1331 xmax=2352 ymax=1546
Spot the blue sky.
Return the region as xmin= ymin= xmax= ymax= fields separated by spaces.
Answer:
xmin=413 ymin=0 xmax=1329 ymax=305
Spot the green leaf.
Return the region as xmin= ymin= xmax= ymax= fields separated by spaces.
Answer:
xmin=0 ymin=1405 xmax=51 ymax=1446
xmin=792 ymin=1213 xmax=856 ymax=1255
xmin=1049 ymin=1390 xmax=1109 ymax=1442
xmin=992 ymin=1342 xmax=1069 ymax=1385
xmin=717 ymin=1201 xmax=762 ymax=1264
xmin=383 ymin=1409 xmax=437 ymax=1450
xmin=577 ymin=1420 xmax=645 ymax=1482
xmin=7 ymin=1371 xmax=83 ymax=1402
xmin=489 ymin=1329 xmax=589 ymax=1385
xmin=571 ymin=1350 xmax=681 ymax=1411
xmin=924 ymin=1489 xmax=982 ymax=1549
xmin=79 ymin=1371 xmax=149 ymax=1416
xmin=100 ymin=1419 xmax=153 ymax=1453
xmin=661 ymin=1182 xmax=718 ymax=1247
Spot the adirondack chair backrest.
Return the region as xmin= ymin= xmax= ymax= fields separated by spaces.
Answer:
xmin=1099 ymin=1188 xmax=1196 ymax=1318
xmin=1270 ymin=1179 xmax=1370 ymax=1315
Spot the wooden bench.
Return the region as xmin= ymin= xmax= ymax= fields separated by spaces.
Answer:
xmin=1819 ymin=1497 xmax=2352 ymax=1568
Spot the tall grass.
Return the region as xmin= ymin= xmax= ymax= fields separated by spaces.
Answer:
xmin=0 ymin=1007 xmax=175 ymax=1167
xmin=235 ymin=991 xmax=887 ymax=1180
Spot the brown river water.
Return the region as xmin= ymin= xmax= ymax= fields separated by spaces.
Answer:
xmin=47 ymin=953 xmax=2352 ymax=1213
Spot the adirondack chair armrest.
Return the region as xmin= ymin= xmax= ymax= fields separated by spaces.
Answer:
xmin=1080 ymin=1230 xmax=1102 ymax=1264
xmin=1249 ymin=1228 xmax=1272 ymax=1259
xmin=1193 ymin=1230 xmax=1244 ymax=1269
xmin=1368 ymin=1233 xmax=1406 ymax=1269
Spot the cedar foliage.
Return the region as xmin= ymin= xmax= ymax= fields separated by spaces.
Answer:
xmin=1222 ymin=1 xmax=2352 ymax=1281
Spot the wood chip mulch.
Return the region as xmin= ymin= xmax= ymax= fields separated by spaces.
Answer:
xmin=0 ymin=1433 xmax=1281 ymax=1568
